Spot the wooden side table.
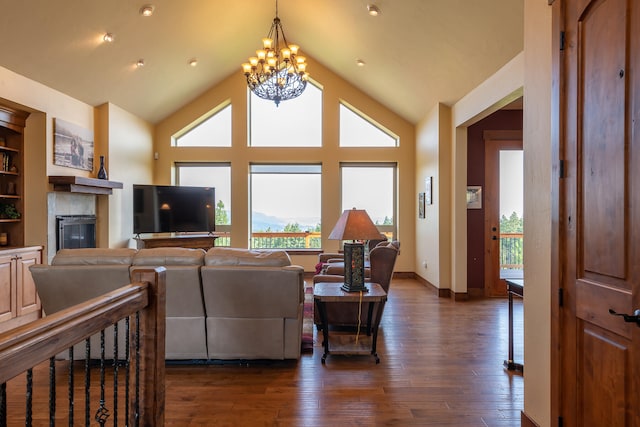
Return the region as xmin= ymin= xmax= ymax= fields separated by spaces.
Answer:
xmin=313 ymin=282 xmax=387 ymax=364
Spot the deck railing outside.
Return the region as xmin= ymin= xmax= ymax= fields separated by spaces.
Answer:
xmin=215 ymin=231 xmax=395 ymax=250
xmin=500 ymin=232 xmax=524 ymax=270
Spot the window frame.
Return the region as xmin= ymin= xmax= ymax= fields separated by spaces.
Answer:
xmin=175 ymin=162 xmax=232 ymax=245
xmin=248 ymin=80 xmax=323 ymax=147
xmin=339 ymin=162 xmax=398 ymax=240
xmin=339 ymin=101 xmax=399 ymax=147
xmin=172 ymin=101 xmax=232 ymax=147
xmin=249 ymin=163 xmax=322 ymax=250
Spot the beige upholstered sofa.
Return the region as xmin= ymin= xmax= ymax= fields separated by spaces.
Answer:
xmin=201 ymin=248 xmax=304 ymax=360
xmin=29 ymin=246 xmax=304 ymax=361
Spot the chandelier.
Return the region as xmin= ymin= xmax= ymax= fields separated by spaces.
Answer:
xmin=241 ymin=0 xmax=308 ymax=106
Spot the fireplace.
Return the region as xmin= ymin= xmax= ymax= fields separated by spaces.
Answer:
xmin=56 ymin=215 xmax=96 ymax=250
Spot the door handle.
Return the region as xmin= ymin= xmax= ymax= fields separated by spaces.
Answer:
xmin=492 ymin=236 xmax=497 ymax=240
xmin=608 ymin=309 xmax=640 ymax=327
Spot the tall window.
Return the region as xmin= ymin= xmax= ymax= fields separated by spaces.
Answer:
xmin=176 ymin=163 xmax=231 ymax=246
xmin=249 ymin=83 xmax=322 ymax=147
xmin=341 ymin=163 xmax=397 ymax=239
xmin=250 ymin=164 xmax=321 ymax=249
xmin=174 ymin=102 xmax=232 ymax=147
xmin=339 ymin=102 xmax=398 ymax=147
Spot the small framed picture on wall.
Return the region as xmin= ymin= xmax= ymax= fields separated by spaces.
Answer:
xmin=466 ymin=185 xmax=482 ymax=209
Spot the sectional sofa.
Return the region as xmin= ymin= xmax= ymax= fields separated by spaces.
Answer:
xmin=29 ymin=246 xmax=305 ymax=361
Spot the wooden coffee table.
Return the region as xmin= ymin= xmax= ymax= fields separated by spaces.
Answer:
xmin=313 ymin=282 xmax=387 ymax=364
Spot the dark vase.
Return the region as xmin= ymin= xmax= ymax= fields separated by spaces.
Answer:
xmin=97 ymin=155 xmax=108 ymax=180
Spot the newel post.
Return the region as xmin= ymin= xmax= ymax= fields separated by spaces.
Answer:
xmin=130 ymin=267 xmax=166 ymax=426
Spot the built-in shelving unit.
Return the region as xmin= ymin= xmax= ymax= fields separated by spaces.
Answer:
xmin=0 ymin=105 xmax=29 ymax=247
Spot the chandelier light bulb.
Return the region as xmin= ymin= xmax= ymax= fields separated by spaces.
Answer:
xmin=367 ymin=4 xmax=381 ymax=16
xmin=136 ymin=59 xmax=145 ymax=68
xmin=188 ymin=58 xmax=198 ymax=67
xmin=103 ymin=33 xmax=114 ymax=43
xmin=356 ymin=59 xmax=366 ymax=67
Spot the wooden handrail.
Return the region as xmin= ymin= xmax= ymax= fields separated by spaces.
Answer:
xmin=0 ymin=267 xmax=166 ymax=426
xmin=0 ymin=284 xmax=147 ymax=383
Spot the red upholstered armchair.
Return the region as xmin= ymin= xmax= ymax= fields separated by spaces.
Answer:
xmin=313 ymin=241 xmax=399 ymax=328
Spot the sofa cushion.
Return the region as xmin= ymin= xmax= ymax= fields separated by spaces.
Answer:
xmin=52 ymin=248 xmax=137 ymax=265
xmin=204 ymin=247 xmax=291 ymax=267
xmin=132 ymin=247 xmax=205 ymax=266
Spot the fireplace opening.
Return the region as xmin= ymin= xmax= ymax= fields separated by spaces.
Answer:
xmin=56 ymin=215 xmax=96 ymax=251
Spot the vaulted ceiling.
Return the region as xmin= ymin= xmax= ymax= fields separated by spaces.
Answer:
xmin=0 ymin=0 xmax=523 ymax=124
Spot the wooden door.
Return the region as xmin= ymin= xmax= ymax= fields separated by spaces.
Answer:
xmin=558 ymin=0 xmax=640 ymax=425
xmin=16 ymin=249 xmax=41 ymax=317
xmin=483 ymin=131 xmax=522 ymax=297
xmin=0 ymin=253 xmax=16 ymax=323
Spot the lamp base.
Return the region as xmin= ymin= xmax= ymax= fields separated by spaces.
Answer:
xmin=341 ymin=282 xmax=369 ymax=293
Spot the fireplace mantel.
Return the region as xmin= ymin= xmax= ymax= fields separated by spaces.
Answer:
xmin=48 ymin=176 xmax=123 ymax=195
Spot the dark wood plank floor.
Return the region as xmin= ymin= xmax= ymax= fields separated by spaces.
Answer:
xmin=4 ymin=277 xmax=523 ymax=426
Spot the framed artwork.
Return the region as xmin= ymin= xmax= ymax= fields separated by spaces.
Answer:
xmin=466 ymin=185 xmax=482 ymax=209
xmin=425 ymin=176 xmax=433 ymax=205
xmin=418 ymin=192 xmax=425 ymax=218
xmin=53 ymin=118 xmax=94 ymax=171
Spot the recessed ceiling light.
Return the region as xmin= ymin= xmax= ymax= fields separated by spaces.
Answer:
xmin=188 ymin=58 xmax=198 ymax=67
xmin=356 ymin=59 xmax=366 ymax=67
xmin=140 ymin=5 xmax=154 ymax=16
xmin=136 ymin=59 xmax=145 ymax=68
xmin=367 ymin=4 xmax=381 ymax=16
xmin=103 ymin=33 xmax=115 ymax=43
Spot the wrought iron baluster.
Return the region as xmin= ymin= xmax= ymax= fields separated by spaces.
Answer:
xmin=95 ymin=329 xmax=110 ymax=426
xmin=26 ymin=368 xmax=33 ymax=426
xmin=1 ymin=382 xmax=6 ymax=426
xmin=49 ymin=356 xmax=55 ymax=426
xmin=68 ymin=346 xmax=74 ymax=427
xmin=113 ymin=322 xmax=119 ymax=427
xmin=135 ymin=312 xmax=140 ymax=427
xmin=125 ymin=316 xmax=130 ymax=424
xmin=84 ymin=338 xmax=90 ymax=426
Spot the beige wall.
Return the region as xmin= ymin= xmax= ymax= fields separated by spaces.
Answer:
xmin=155 ymin=57 xmax=416 ymax=273
xmin=414 ymin=103 xmax=452 ymax=289
xmin=96 ymin=103 xmax=154 ymax=248
xmin=523 ymin=1 xmax=552 ymax=425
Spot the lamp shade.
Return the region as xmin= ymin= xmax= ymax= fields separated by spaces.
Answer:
xmin=328 ymin=208 xmax=382 ymax=241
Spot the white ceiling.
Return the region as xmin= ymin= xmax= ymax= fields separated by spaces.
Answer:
xmin=0 ymin=0 xmax=523 ymax=124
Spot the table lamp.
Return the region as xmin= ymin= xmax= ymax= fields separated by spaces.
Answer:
xmin=328 ymin=208 xmax=382 ymax=292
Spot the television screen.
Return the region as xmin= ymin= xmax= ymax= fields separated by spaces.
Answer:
xmin=133 ymin=185 xmax=215 ymax=234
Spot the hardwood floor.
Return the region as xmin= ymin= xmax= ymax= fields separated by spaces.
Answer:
xmin=4 ymin=277 xmax=524 ymax=426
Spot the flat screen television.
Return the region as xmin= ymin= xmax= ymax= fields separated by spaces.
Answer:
xmin=133 ymin=185 xmax=215 ymax=234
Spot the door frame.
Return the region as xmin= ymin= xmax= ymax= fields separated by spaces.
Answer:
xmin=550 ymin=0 xmax=563 ymax=424
xmin=483 ymin=130 xmax=523 ymax=297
